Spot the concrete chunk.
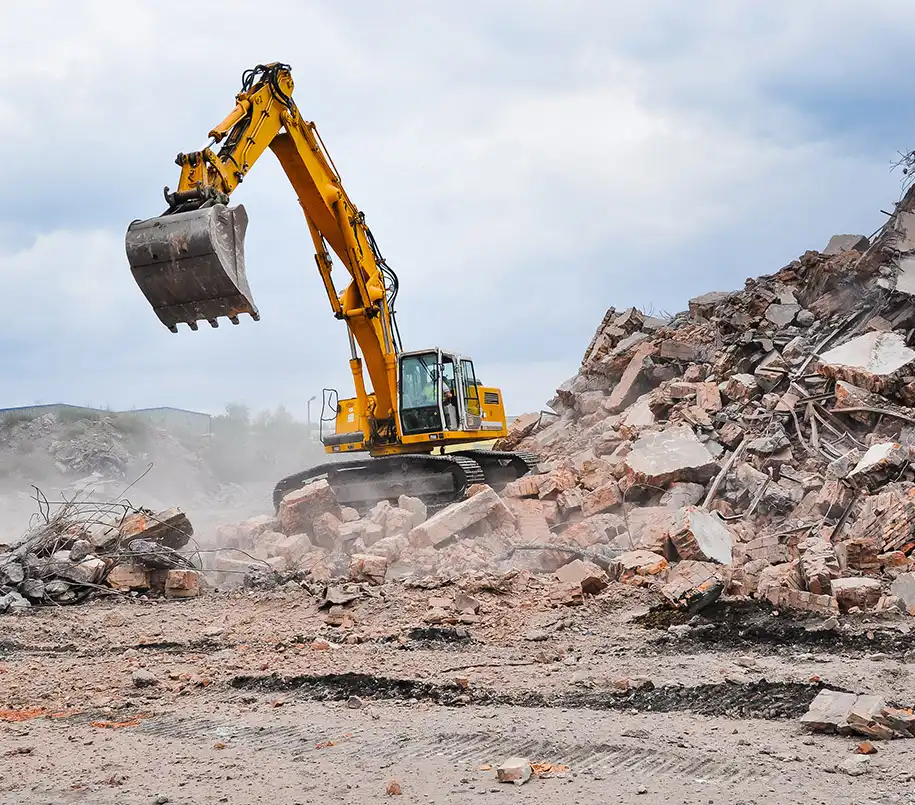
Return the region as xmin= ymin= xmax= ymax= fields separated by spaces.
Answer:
xmin=890 ymin=572 xmax=915 ymax=615
xmin=349 ymin=554 xmax=388 ymax=585
xmin=848 ymin=442 xmax=910 ymax=487
xmin=554 ymin=559 xmax=608 ymax=594
xmin=537 ymin=468 xmax=578 ymax=500
xmin=723 ymin=374 xmax=760 ymax=401
xmin=581 ymin=481 xmax=623 ymax=517
xmin=164 ymin=569 xmax=201 ymax=598
xmin=689 ymin=291 xmax=733 ymax=319
xmin=623 ymin=425 xmax=718 ymax=489
xmin=668 ymin=507 xmax=733 ymax=565
xmin=800 ymin=689 xmax=858 ymax=733
xmin=818 ymin=331 xmax=915 ymax=394
xmin=831 ymin=577 xmax=882 ymax=611
xmin=609 ymin=550 xmax=669 ymax=584
xmin=106 ymin=562 xmax=150 ymax=591
xmin=824 ymin=234 xmax=869 ymax=255
xmin=495 ymin=757 xmax=532 ymax=786
xmin=660 ymin=561 xmax=723 ymax=612
xmin=409 ymin=485 xmax=513 ymax=548
xmin=605 ymin=343 xmax=655 ymax=414
xmin=278 ymin=479 xmax=342 ymax=536
xmin=765 ymin=303 xmax=800 ymax=327
xmin=397 ymin=495 xmax=427 ymax=527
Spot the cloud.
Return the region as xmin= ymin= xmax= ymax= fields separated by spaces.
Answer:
xmin=0 ymin=0 xmax=912 ymax=418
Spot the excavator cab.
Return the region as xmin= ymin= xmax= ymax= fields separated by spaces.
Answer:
xmin=125 ymin=204 xmax=259 ymax=332
xmin=397 ymin=349 xmax=484 ymax=437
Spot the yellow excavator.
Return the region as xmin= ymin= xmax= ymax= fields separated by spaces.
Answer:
xmin=125 ymin=63 xmax=536 ymax=511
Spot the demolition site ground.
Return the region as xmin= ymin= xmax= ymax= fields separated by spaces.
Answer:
xmin=1 ymin=587 xmax=914 ymax=804
xmin=11 ymin=188 xmax=915 ymax=803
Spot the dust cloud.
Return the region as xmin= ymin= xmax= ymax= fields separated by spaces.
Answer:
xmin=0 ymin=405 xmax=329 ymax=550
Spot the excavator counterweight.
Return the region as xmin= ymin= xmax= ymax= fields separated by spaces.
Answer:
xmin=126 ymin=204 xmax=258 ymax=332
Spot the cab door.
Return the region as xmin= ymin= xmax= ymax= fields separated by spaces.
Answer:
xmin=458 ymin=358 xmax=482 ymax=431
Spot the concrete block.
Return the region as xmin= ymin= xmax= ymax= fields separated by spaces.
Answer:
xmin=278 ymin=479 xmax=341 ymax=536
xmin=581 ymin=481 xmax=623 ymax=517
xmin=106 ymin=562 xmax=150 ymax=591
xmin=824 ymin=234 xmax=869 ymax=255
xmin=831 ymin=577 xmax=883 ymax=611
xmin=409 ymin=485 xmax=513 ymax=547
xmin=801 ymin=689 xmax=858 ymax=733
xmin=164 ymin=569 xmax=201 ymax=598
xmin=668 ymin=507 xmax=733 ymax=565
xmin=554 ymin=559 xmax=608 ymax=594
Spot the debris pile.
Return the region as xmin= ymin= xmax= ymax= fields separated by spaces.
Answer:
xmin=801 ymin=688 xmax=915 ymax=740
xmin=0 ymin=499 xmax=200 ymax=611
xmin=494 ymin=184 xmax=915 ymax=616
xmin=212 ymin=186 xmax=915 ymax=620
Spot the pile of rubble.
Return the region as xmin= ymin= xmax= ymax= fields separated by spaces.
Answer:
xmin=495 ymin=186 xmax=915 ymax=616
xmin=213 ymin=185 xmax=915 ymax=621
xmin=0 ymin=502 xmax=200 ymax=612
xmin=211 ymin=480 xmax=522 ymax=586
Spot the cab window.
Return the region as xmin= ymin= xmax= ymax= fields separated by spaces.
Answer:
xmin=399 ymin=352 xmax=443 ymax=434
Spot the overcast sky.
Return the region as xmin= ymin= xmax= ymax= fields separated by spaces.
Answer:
xmin=1 ymin=1 xmax=913 ymax=419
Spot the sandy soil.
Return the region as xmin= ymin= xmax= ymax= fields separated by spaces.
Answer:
xmin=1 ymin=581 xmax=914 ymax=804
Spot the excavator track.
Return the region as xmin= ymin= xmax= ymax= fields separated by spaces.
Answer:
xmin=452 ymin=449 xmax=540 ymax=489
xmin=272 ymin=453 xmax=487 ymax=513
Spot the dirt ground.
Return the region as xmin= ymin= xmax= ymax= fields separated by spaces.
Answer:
xmin=2 ymin=580 xmax=914 ymax=805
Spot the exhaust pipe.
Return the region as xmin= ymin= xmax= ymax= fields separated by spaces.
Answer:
xmin=125 ymin=204 xmax=259 ymax=332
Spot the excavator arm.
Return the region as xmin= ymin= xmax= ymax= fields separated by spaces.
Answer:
xmin=126 ymin=63 xmax=401 ymax=432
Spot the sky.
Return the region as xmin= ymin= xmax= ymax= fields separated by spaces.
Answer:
xmin=2 ymin=0 xmax=914 ymax=420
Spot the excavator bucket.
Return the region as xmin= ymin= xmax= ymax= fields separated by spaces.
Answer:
xmin=125 ymin=204 xmax=259 ymax=332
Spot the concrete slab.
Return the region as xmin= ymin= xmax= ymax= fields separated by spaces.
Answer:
xmin=624 ymin=425 xmax=718 ymax=488
xmin=820 ymin=331 xmax=915 ymax=384
xmin=823 ymin=234 xmax=870 ymax=255
xmin=801 ymin=689 xmax=858 ymax=733
xmin=765 ymin=303 xmax=801 ymax=327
